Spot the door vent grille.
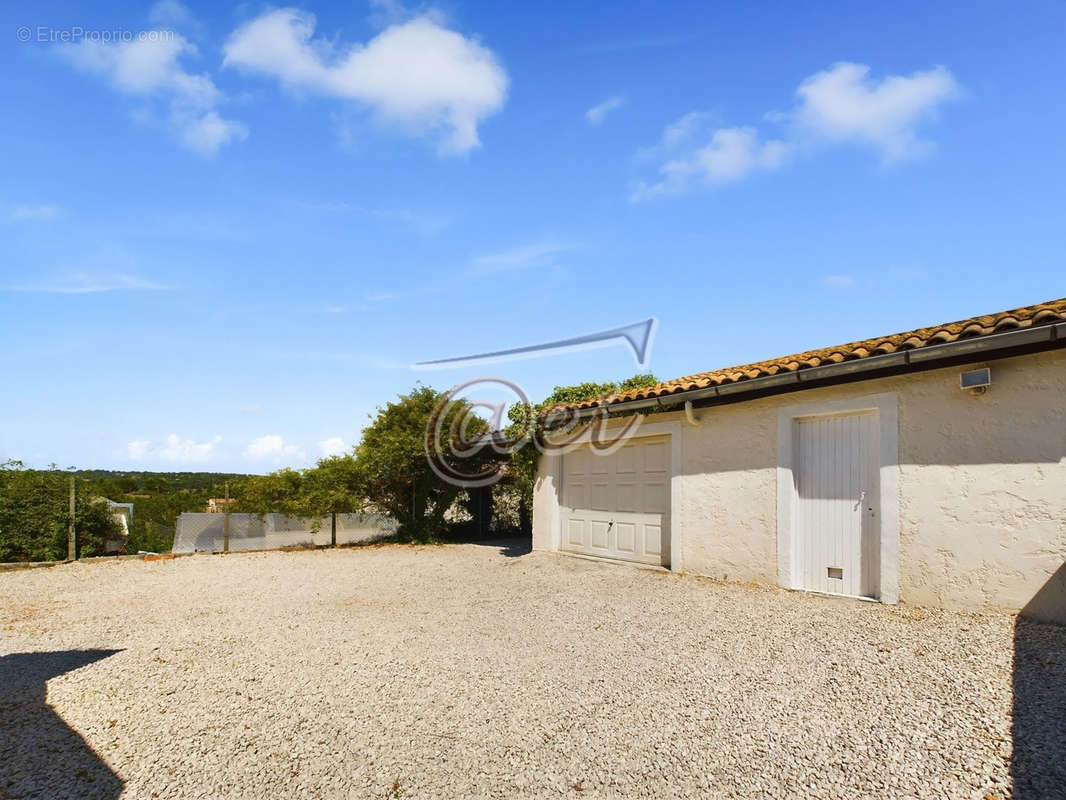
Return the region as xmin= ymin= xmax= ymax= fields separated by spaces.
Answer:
xmin=827 ymin=567 xmax=844 ymax=580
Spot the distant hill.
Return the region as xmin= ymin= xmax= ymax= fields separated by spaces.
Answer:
xmin=73 ymin=470 xmax=253 ymax=497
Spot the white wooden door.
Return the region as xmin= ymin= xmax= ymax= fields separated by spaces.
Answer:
xmin=794 ymin=412 xmax=880 ymax=598
xmin=561 ymin=436 xmax=670 ymax=567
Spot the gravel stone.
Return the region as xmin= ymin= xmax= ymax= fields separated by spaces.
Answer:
xmin=0 ymin=540 xmax=1062 ymax=799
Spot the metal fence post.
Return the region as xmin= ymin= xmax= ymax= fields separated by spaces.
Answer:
xmin=67 ymin=476 xmax=76 ymax=561
xmin=219 ymin=481 xmax=229 ymax=553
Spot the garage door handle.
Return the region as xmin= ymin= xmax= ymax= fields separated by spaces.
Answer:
xmin=607 ymin=520 xmax=614 ymax=529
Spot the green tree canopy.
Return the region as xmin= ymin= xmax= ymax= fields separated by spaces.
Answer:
xmin=300 ymin=455 xmax=363 ymax=516
xmin=231 ymin=456 xmax=367 ymax=543
xmin=353 ymin=384 xmax=497 ymax=542
xmin=233 ymin=468 xmax=306 ymax=517
xmin=0 ymin=461 xmax=123 ymax=562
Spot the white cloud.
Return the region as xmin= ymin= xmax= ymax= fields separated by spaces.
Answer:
xmin=59 ymin=32 xmax=245 ymax=155
xmin=633 ymin=127 xmax=790 ymax=200
xmin=149 ymin=0 xmax=196 ymax=29
xmin=9 ymin=204 xmax=59 ymax=222
xmin=319 ymin=437 xmax=347 ymax=457
xmin=61 ymin=35 xmax=216 ymax=102
xmin=366 ymin=0 xmax=412 ymax=27
xmin=180 ymin=110 xmax=248 ymax=154
xmin=126 ymin=440 xmax=151 ymax=459
xmin=127 ymin=433 xmax=221 ymax=463
xmin=223 ymin=9 xmax=508 ymax=153
xmin=162 ymin=434 xmax=221 ymax=462
xmin=821 ymin=274 xmax=856 ymax=289
xmin=468 ymin=241 xmax=575 ymax=275
xmin=633 ymin=110 xmax=712 ymax=164
xmin=3 ymin=272 xmax=172 ymax=293
xmin=633 ymin=62 xmax=958 ymax=200
xmin=586 ymin=95 xmax=626 ymax=125
xmin=244 ymin=434 xmax=306 ymax=463
xmin=793 ymin=63 xmax=958 ymax=161
xmin=660 ymin=111 xmax=711 ymax=149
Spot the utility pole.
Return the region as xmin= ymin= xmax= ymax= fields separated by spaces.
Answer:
xmin=222 ymin=481 xmax=230 ymax=553
xmin=331 ymin=510 xmax=337 ymax=548
xmin=67 ymin=476 xmax=76 ymax=561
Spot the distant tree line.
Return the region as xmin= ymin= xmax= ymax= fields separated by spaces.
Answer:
xmin=0 ymin=464 xmax=251 ymax=561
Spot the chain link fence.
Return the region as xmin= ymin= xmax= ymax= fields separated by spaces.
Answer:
xmin=173 ymin=512 xmax=398 ymax=554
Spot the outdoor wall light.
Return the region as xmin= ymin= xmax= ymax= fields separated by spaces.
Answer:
xmin=961 ymin=367 xmax=991 ymax=395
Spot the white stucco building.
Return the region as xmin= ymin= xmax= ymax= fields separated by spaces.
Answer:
xmin=533 ymin=297 xmax=1066 ymax=622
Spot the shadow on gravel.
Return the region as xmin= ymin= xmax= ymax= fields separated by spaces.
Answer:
xmin=1012 ymin=564 xmax=1066 ymax=798
xmin=0 ymin=649 xmax=124 ymax=800
xmin=445 ymin=533 xmax=532 ymax=558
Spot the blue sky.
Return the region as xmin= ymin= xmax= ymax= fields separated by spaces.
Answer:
xmin=2 ymin=0 xmax=1064 ymax=472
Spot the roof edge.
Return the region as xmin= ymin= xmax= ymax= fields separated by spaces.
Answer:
xmin=562 ymin=321 xmax=1066 ymax=421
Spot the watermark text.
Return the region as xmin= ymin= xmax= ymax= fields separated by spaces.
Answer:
xmin=15 ymin=26 xmax=176 ymax=44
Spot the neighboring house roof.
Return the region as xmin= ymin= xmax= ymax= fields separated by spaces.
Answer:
xmin=561 ymin=296 xmax=1066 ymax=412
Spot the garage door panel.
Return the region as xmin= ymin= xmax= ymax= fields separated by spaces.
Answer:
xmin=590 ymin=482 xmax=610 ymax=511
xmin=590 ymin=520 xmax=610 ymax=549
xmin=643 ymin=481 xmax=668 ymax=514
xmin=561 ymin=436 xmax=671 ymax=567
xmin=644 ymin=441 xmax=667 ymax=472
xmin=644 ymin=524 xmax=662 ymax=556
xmin=564 ymin=481 xmax=586 ymax=509
xmin=615 ymin=522 xmax=636 ymax=553
xmin=616 ymin=446 xmax=636 ymax=474
xmin=567 ymin=518 xmax=585 ymax=547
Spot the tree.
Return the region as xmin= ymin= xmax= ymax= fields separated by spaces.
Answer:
xmin=232 ymin=468 xmax=305 ymax=517
xmin=300 ymin=455 xmax=364 ymax=545
xmin=507 ymin=374 xmax=660 ymax=535
xmin=74 ymin=497 xmax=124 ymax=558
xmin=232 ymin=458 xmax=365 ymax=545
xmin=0 ymin=461 xmax=122 ymax=562
xmin=353 ymin=384 xmax=496 ymax=543
xmin=0 ymin=461 xmax=63 ymax=562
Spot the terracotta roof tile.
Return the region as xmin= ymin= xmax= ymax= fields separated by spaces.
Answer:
xmin=564 ymin=297 xmax=1066 ymax=411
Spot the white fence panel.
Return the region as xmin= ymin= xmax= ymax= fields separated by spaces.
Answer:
xmin=173 ymin=512 xmax=398 ymax=554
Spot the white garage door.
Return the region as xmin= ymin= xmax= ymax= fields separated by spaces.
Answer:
xmin=794 ymin=411 xmax=881 ymax=598
xmin=561 ymin=436 xmax=670 ymax=567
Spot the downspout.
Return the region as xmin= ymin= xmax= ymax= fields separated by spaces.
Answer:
xmin=683 ymin=400 xmax=701 ymax=427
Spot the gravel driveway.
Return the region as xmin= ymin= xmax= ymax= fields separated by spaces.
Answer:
xmin=1 ymin=540 xmax=1063 ymax=799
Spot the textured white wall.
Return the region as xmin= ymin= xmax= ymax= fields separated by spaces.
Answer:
xmin=895 ymin=351 xmax=1066 ymax=612
xmin=533 ymin=348 xmax=1066 ymax=615
xmin=532 ymin=454 xmax=558 ymax=554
